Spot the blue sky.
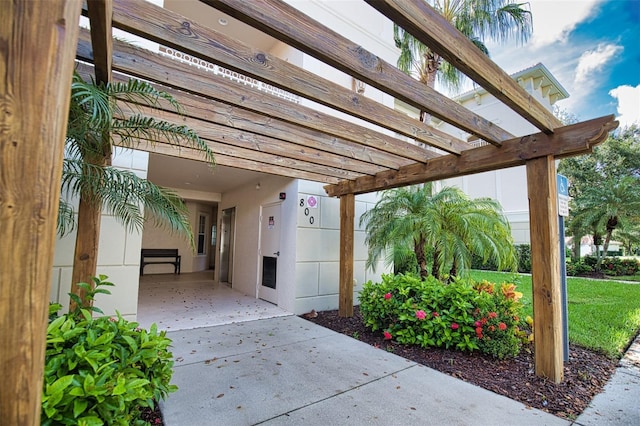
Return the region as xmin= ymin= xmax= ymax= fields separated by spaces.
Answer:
xmin=482 ymin=0 xmax=640 ymax=128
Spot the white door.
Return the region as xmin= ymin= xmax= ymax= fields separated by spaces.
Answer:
xmin=258 ymin=203 xmax=281 ymax=304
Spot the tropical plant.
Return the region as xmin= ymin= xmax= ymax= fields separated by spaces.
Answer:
xmin=358 ymin=273 xmax=528 ymax=359
xmin=393 ymin=0 xmax=532 ymax=120
xmin=60 ymin=71 xmax=215 ymax=311
xmin=360 ymin=183 xmax=517 ymax=280
xmin=559 ymin=126 xmax=640 ymax=263
xmin=567 ymin=176 xmax=640 ymax=270
xmin=43 ymin=276 xmax=177 ymax=425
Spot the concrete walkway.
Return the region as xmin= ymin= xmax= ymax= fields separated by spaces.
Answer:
xmin=574 ymin=334 xmax=640 ymax=426
xmin=161 ymin=316 xmax=570 ymax=425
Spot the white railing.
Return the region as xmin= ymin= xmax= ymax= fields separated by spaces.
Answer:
xmin=160 ymin=47 xmax=300 ymax=104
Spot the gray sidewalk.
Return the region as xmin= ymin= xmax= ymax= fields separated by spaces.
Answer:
xmin=574 ymin=334 xmax=640 ymax=425
xmin=161 ymin=316 xmax=570 ymax=425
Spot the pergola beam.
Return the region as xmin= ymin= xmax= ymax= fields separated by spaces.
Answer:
xmin=110 ymin=0 xmax=468 ymax=155
xmin=76 ymin=29 xmax=436 ymax=164
xmin=127 ymin=105 xmax=382 ymax=178
xmin=131 ymin=141 xmax=342 ymax=184
xmin=0 ymin=0 xmax=82 ymax=423
xmin=86 ymin=0 xmax=113 ymax=84
xmin=206 ymin=0 xmax=514 ymax=146
xmin=365 ymin=0 xmax=563 ymax=133
xmin=325 ymin=116 xmax=617 ymax=197
xmin=75 ymin=63 xmax=411 ymax=171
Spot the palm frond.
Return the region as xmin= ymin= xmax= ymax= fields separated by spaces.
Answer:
xmin=112 ymin=116 xmax=215 ymax=164
xmin=108 ymin=78 xmax=184 ymax=115
xmin=57 ymin=199 xmax=77 ymax=237
xmin=61 ymin=159 xmax=195 ymax=247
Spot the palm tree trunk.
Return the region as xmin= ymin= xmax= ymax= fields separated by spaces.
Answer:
xmin=593 ymin=231 xmax=602 ymax=269
xmin=572 ymin=233 xmax=581 ymax=261
xmin=449 ymin=263 xmax=457 ymax=281
xmin=431 ymin=248 xmax=440 ymax=280
xmin=598 ymin=218 xmax=617 ymax=270
xmin=415 ymin=235 xmax=428 ymax=279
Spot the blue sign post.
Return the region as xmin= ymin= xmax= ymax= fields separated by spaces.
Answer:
xmin=557 ymin=174 xmax=569 ymax=361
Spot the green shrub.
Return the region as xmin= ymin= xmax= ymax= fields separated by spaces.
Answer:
xmin=515 ymin=244 xmax=531 ymax=273
xmin=572 ymin=256 xmax=639 ymax=276
xmin=358 ymin=274 xmax=528 ymax=359
xmin=471 ymin=244 xmax=531 ymax=273
xmin=566 ymin=260 xmax=594 ymax=276
xmin=601 ymin=257 xmax=640 ymax=276
xmin=42 ymin=276 xmax=177 ymax=425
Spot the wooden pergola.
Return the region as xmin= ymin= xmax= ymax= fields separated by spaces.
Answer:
xmin=1 ymin=0 xmax=617 ymax=422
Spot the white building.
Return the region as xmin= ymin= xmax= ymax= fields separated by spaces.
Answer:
xmin=436 ymin=63 xmax=569 ymax=243
xmin=50 ymin=1 xmax=569 ymax=321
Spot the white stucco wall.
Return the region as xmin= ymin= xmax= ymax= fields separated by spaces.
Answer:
xmin=216 ymin=176 xmax=299 ymax=313
xmin=294 ymin=180 xmax=389 ymax=314
xmin=50 ymin=148 xmax=149 ymax=320
xmin=140 ymin=199 xmax=216 ymax=274
xmin=435 ymin=65 xmax=566 ymax=244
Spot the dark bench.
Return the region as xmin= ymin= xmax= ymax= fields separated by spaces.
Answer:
xmin=140 ymin=248 xmax=181 ymax=276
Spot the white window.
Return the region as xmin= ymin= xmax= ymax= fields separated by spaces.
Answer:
xmin=197 ymin=214 xmax=207 ymax=255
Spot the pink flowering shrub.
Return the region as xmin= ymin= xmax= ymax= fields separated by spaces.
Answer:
xmin=359 ymin=274 xmax=529 ymax=358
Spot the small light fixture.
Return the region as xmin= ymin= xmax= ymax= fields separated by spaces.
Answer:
xmin=352 ymin=77 xmax=365 ymax=94
xmin=255 ymin=182 xmax=261 ymax=190
xmin=218 ymin=18 xmax=228 ymax=26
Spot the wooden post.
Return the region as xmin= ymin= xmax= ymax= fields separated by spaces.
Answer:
xmin=526 ymin=155 xmax=564 ymax=383
xmin=338 ymin=193 xmax=355 ymax=317
xmin=0 ymin=0 xmax=82 ymax=423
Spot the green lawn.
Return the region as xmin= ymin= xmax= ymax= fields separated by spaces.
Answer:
xmin=469 ymin=270 xmax=640 ymax=358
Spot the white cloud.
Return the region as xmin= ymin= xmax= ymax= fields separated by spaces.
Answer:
xmin=528 ymin=0 xmax=601 ymax=47
xmin=609 ymin=85 xmax=640 ymax=128
xmin=575 ymin=43 xmax=623 ymax=83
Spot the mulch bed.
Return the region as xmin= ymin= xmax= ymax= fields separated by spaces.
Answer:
xmin=302 ymin=306 xmax=620 ymax=420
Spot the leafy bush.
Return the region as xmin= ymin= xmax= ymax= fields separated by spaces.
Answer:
xmin=566 ymin=260 xmax=593 ymax=276
xmin=358 ymin=274 xmax=528 ymax=359
xmin=42 ymin=276 xmax=177 ymax=425
xmin=571 ymin=256 xmax=639 ymax=276
xmin=515 ymin=244 xmax=531 ymax=273
xmin=471 ymin=244 xmax=531 ymax=273
xmin=601 ymin=257 xmax=639 ymax=276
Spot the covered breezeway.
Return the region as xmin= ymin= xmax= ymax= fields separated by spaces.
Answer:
xmin=0 ymin=0 xmax=618 ymax=422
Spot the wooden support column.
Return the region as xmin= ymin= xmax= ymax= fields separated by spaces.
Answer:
xmin=338 ymin=193 xmax=355 ymax=317
xmin=0 ymin=0 xmax=82 ymax=423
xmin=526 ymin=155 xmax=564 ymax=383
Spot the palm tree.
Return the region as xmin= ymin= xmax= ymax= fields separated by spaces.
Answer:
xmin=61 ymin=71 xmax=215 ymax=311
xmin=569 ymin=176 xmax=640 ymax=270
xmin=394 ymin=0 xmax=532 ymax=121
xmin=360 ymin=184 xmax=516 ymax=280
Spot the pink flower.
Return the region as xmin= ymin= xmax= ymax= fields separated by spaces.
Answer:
xmin=415 ymin=310 xmax=426 ymax=320
xmin=451 ymin=323 xmax=459 ymax=330
xmin=499 ymin=322 xmax=507 ymax=331
xmin=475 ymin=327 xmax=483 ymax=338
xmin=384 ymin=292 xmax=392 ymax=300
xmin=488 ymin=312 xmax=498 ymax=319
xmin=475 ymin=321 xmax=482 ymax=327
xmin=383 ymin=331 xmax=392 ymax=340
xmin=432 ymin=312 xmax=439 ymax=317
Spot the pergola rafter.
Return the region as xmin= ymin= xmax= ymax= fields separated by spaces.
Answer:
xmin=0 ymin=0 xmax=620 ymax=421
